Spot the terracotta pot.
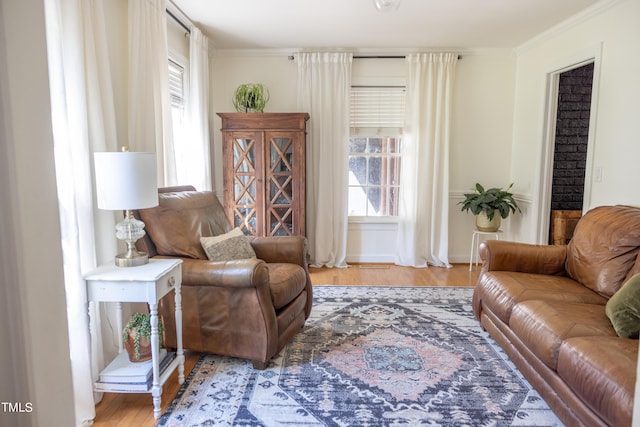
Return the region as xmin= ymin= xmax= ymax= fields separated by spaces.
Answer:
xmin=476 ymin=211 xmax=501 ymax=232
xmin=124 ymin=330 xmax=152 ymax=363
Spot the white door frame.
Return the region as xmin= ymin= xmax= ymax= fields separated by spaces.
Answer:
xmin=535 ymin=43 xmax=603 ymax=244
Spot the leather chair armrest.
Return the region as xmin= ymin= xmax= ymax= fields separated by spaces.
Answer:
xmin=249 ymin=236 xmax=308 ymax=268
xmin=479 ymin=240 xmax=568 ymax=276
xmin=159 ymin=256 xmax=270 ymax=289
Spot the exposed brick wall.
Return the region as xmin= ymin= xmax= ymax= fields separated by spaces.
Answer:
xmin=551 ymin=63 xmax=593 ymax=211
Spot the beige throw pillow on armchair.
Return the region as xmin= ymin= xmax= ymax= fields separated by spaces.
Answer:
xmin=200 ymin=227 xmax=256 ymax=262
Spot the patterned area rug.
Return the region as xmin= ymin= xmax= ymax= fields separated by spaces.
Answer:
xmin=158 ymin=286 xmax=563 ymax=426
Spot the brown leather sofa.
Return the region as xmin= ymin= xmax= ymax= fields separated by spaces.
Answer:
xmin=473 ymin=205 xmax=640 ymax=426
xmin=135 ymin=186 xmax=312 ymax=369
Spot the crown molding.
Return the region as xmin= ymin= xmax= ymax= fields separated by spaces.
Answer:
xmin=516 ymin=0 xmax=623 ymax=55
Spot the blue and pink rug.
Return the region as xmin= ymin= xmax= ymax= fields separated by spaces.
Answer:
xmin=158 ymin=286 xmax=562 ymax=426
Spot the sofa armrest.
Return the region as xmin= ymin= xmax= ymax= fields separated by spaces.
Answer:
xmin=249 ymin=236 xmax=309 ymax=268
xmin=156 ymin=256 xmax=270 ymax=289
xmin=479 ymin=240 xmax=568 ymax=276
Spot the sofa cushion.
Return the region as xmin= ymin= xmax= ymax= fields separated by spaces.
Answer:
xmin=606 ymin=273 xmax=640 ymax=338
xmin=477 ymin=271 xmax=607 ymax=324
xmin=566 ymin=205 xmax=640 ymax=298
xmin=557 ymin=336 xmax=637 ymax=427
xmin=200 ymin=227 xmax=256 ymax=262
xmin=139 ymin=191 xmax=231 ymax=259
xmin=267 ymin=263 xmax=307 ymax=310
xmin=510 ymin=300 xmax=616 ymax=370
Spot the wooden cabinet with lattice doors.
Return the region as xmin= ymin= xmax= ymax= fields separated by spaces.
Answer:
xmin=218 ymin=113 xmax=309 ymax=237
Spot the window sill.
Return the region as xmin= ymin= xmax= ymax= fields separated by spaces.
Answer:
xmin=348 ymin=218 xmax=398 ymax=233
xmin=348 ymin=216 xmax=398 ymax=225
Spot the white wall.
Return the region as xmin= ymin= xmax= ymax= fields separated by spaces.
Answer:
xmin=0 ymin=0 xmax=75 ymax=426
xmin=210 ymin=53 xmax=298 ymax=197
xmin=449 ymin=52 xmax=518 ymax=262
xmin=209 ymin=51 xmax=518 ymax=263
xmin=510 ymin=0 xmax=640 ymax=243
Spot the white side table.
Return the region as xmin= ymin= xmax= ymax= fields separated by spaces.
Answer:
xmin=469 ymin=230 xmax=503 ymax=271
xmin=85 ymin=258 xmax=184 ymax=419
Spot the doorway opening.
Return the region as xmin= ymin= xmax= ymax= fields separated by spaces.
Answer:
xmin=536 ymin=45 xmax=601 ymax=246
xmin=548 ymin=62 xmax=594 ymax=245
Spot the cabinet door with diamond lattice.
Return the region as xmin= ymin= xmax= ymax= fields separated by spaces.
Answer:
xmin=222 ymin=131 xmax=264 ymax=236
xmin=265 ymin=131 xmax=305 ymax=236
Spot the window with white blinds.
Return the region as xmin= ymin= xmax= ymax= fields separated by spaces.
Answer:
xmin=168 ymin=59 xmax=185 ymax=109
xmin=168 ymin=58 xmax=187 ymax=179
xmin=350 ymin=86 xmax=406 ymax=134
xmin=348 ymin=86 xmax=404 ymax=218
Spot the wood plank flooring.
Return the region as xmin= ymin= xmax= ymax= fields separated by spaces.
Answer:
xmin=91 ymin=263 xmax=481 ymax=426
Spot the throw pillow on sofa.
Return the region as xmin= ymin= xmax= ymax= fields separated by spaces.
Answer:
xmin=606 ymin=273 xmax=640 ymax=338
xmin=200 ymin=227 xmax=256 ymax=262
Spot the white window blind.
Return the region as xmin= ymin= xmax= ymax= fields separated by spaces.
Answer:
xmin=168 ymin=59 xmax=185 ymax=109
xmin=350 ymin=86 xmax=406 ymax=133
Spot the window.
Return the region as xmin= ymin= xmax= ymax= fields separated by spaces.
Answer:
xmin=348 ymin=86 xmax=405 ymax=217
xmin=348 ymin=136 xmax=401 ymax=216
xmin=168 ymin=57 xmax=190 ymax=181
xmin=168 ymin=58 xmax=186 ymax=139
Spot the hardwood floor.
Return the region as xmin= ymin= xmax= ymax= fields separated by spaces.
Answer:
xmin=92 ymin=263 xmax=481 ymax=426
xmin=309 ymin=262 xmax=480 ymax=287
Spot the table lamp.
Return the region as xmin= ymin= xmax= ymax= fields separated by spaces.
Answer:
xmin=94 ymin=150 xmax=158 ymax=267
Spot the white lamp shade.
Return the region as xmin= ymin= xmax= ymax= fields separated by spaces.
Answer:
xmin=94 ymin=152 xmax=159 ymax=210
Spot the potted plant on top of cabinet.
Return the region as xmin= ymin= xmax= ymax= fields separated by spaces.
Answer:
xmin=232 ymin=83 xmax=270 ymax=113
xmin=459 ymin=183 xmax=521 ymax=232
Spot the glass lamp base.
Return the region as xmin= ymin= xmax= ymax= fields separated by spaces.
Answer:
xmin=114 ymin=210 xmax=149 ymax=267
xmin=115 ymin=250 xmax=149 ymax=267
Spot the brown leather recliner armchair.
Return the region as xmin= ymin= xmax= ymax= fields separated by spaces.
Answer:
xmin=135 ymin=186 xmax=312 ymax=369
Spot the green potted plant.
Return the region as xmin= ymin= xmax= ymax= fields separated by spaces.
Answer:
xmin=123 ymin=312 xmax=163 ymax=362
xmin=233 ymin=83 xmax=270 ymax=113
xmin=459 ymin=183 xmax=521 ymax=232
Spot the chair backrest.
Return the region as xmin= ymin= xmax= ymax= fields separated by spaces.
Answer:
xmin=566 ymin=205 xmax=640 ymax=297
xmin=135 ymin=186 xmax=232 ymax=259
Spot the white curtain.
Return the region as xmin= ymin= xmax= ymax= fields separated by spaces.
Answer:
xmin=44 ymin=0 xmax=118 ymax=424
xmin=296 ymin=52 xmax=352 ymax=267
xmin=129 ymin=0 xmax=176 ymax=186
xmin=185 ymin=27 xmax=212 ymax=191
xmin=395 ymin=53 xmax=458 ymax=268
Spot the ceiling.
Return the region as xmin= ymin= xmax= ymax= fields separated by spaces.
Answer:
xmin=171 ymin=0 xmax=604 ymax=52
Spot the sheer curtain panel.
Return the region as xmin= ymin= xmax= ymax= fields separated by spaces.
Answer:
xmin=128 ymin=0 xmax=177 ymax=186
xmin=296 ymin=52 xmax=352 ymax=267
xmin=395 ymin=53 xmax=458 ymax=268
xmin=186 ymin=27 xmax=211 ymax=190
xmin=44 ymin=0 xmax=118 ymax=424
